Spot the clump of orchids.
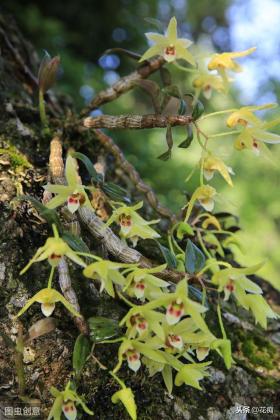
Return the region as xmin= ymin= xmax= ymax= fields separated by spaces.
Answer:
xmin=17 ymin=15 xmax=280 ymax=420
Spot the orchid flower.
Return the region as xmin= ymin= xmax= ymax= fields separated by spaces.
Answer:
xmin=47 ymin=382 xmax=93 ymax=420
xmin=184 ymin=185 xmax=217 ymax=222
xmin=106 ymin=201 xmax=160 ymax=246
xmin=202 ymin=155 xmax=234 ymax=186
xmin=226 ymin=103 xmax=277 ymax=128
xmin=192 ymin=72 xmax=226 ymax=99
xmin=114 ymin=338 xmax=167 ymax=373
xmin=20 ymin=225 xmax=86 ymax=275
xmin=123 ymin=264 xmax=169 ymax=301
xmin=139 ymin=17 xmax=195 ymax=65
xmin=44 ymin=155 xmax=92 ymax=213
xmin=120 ymin=306 xmax=166 ymax=339
xmin=111 ymin=386 xmax=137 ymax=420
xmin=234 ymin=122 xmax=280 ymax=155
xmin=83 ymin=258 xmax=133 ymax=297
xmin=16 ymin=288 xmax=81 ymax=318
xmin=208 ymin=47 xmax=256 ymax=85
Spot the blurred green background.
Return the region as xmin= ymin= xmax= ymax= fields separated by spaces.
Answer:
xmin=2 ymin=0 xmax=280 ymax=289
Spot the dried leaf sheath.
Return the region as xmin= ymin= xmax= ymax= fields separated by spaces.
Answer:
xmin=80 ymin=56 xmax=165 ymax=116
xmin=84 ymin=114 xmax=193 ymax=129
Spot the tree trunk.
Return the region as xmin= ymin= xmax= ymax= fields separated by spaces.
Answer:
xmin=0 ymin=12 xmax=279 ymax=420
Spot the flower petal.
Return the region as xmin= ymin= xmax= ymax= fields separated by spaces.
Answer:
xmin=166 ymin=17 xmax=177 ymax=42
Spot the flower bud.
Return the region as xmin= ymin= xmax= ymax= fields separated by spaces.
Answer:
xmin=38 ymin=51 xmax=60 ymax=94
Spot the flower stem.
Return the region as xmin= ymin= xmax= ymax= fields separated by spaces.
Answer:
xmin=39 ymin=89 xmax=50 ymax=134
xmin=208 ymin=130 xmax=240 ymax=138
xmin=199 ymin=109 xmax=236 ymax=121
xmin=217 ymin=302 xmax=227 ymax=339
xmin=47 ymin=266 xmax=55 ymax=289
xmin=174 ymin=61 xmax=198 ymax=73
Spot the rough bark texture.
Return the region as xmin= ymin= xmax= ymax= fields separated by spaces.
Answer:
xmin=0 ymin=12 xmax=279 ymax=420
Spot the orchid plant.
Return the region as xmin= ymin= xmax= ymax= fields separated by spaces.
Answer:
xmin=14 ymin=15 xmax=280 ymax=420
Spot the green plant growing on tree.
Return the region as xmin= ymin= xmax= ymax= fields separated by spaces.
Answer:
xmin=14 ymin=15 xmax=280 ymax=420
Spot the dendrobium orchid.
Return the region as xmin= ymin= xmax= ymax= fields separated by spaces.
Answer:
xmin=139 ymin=17 xmax=195 ymax=65
xmin=114 ymin=338 xmax=167 ymax=373
xmin=16 ymin=288 xmax=82 ymax=318
xmin=234 ymin=122 xmax=280 ymax=155
xmin=83 ymin=258 xmax=133 ymax=297
xmin=184 ymin=185 xmax=217 ymax=222
xmin=226 ymin=103 xmax=277 ymax=128
xmin=120 ymin=306 xmax=166 ymax=339
xmin=123 ymin=264 xmax=169 ymax=300
xmin=20 ymin=225 xmax=86 ymax=274
xmin=44 ymin=155 xmax=91 ymax=213
xmin=208 ymin=47 xmax=256 ymax=84
xmin=174 ymin=361 xmax=211 ymax=390
xmin=111 ymin=385 xmax=137 ymax=420
xmin=47 ymin=382 xmax=93 ymax=420
xmin=106 ymin=201 xmax=160 ymax=246
xmin=212 ymin=262 xmax=264 ymax=302
xmin=192 ymin=72 xmax=226 ymax=99
xmin=202 ymin=155 xmax=234 ymax=186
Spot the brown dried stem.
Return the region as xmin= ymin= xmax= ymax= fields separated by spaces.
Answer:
xmin=94 ymin=129 xmax=177 ymax=224
xmin=84 ymin=114 xmax=193 ymax=130
xmin=80 ymin=56 xmax=165 ymax=116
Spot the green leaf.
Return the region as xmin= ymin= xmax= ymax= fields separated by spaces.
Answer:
xmin=156 ymin=241 xmax=177 ymax=269
xmin=162 ymin=365 xmax=173 ymax=395
xmin=62 ymin=231 xmax=90 ymax=255
xmin=192 ymin=99 xmax=205 ymax=120
xmin=185 ymin=239 xmax=205 ymax=274
xmin=18 ymin=196 xmax=62 ymax=230
xmin=101 ymin=182 xmax=131 ymax=204
xmin=73 ymin=334 xmax=91 ymax=375
xmin=157 ymin=149 xmax=172 ymax=161
xmin=71 ymin=151 xmax=102 ymax=183
xmin=188 ymin=285 xmax=208 ymax=308
xmin=176 ymin=221 xmax=194 ymax=240
xmin=88 ymin=317 xmax=120 ymax=343
xmin=178 ymin=125 xmax=194 ymax=148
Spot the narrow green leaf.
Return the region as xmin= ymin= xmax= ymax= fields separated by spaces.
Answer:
xmin=73 ymin=334 xmax=91 ymax=375
xmin=88 ymin=317 xmax=120 ymax=343
xmin=101 ymin=182 xmax=131 ymax=204
xmin=156 ymin=241 xmax=177 ymax=269
xmin=71 ymin=152 xmax=102 ymax=183
xmin=185 ymin=239 xmax=205 ymax=274
xmin=62 ymin=231 xmax=90 ymax=255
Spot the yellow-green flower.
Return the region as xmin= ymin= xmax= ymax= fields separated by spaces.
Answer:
xmin=244 ymin=295 xmax=278 ymax=329
xmin=192 ymin=72 xmax=226 ymax=99
xmin=184 ymin=185 xmax=217 ymax=222
xmin=174 ymin=362 xmax=210 ymax=390
xmin=208 ymin=47 xmax=256 ymax=73
xmin=20 ymin=226 xmax=86 ymax=274
xmin=226 ymin=103 xmax=276 ymax=128
xmin=44 ymin=155 xmax=91 ymax=214
xmin=202 ymin=155 xmax=234 ymax=186
xmin=114 ymin=338 xmax=167 ymax=373
xmin=83 ymin=259 xmax=132 ymax=297
xmin=234 ymin=121 xmax=280 ymax=155
xmin=123 ymin=264 xmax=169 ymax=301
xmin=16 ymin=288 xmax=82 ymax=318
xmin=208 ymin=47 xmax=256 ymax=87
xmin=48 ymin=382 xmax=93 ymax=420
xmin=139 ymin=17 xmax=195 ymax=65
xmin=106 ymin=201 xmax=160 ymax=246
xmin=212 ymin=262 xmax=264 ymax=301
xmin=112 ymin=387 xmax=137 ymax=420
